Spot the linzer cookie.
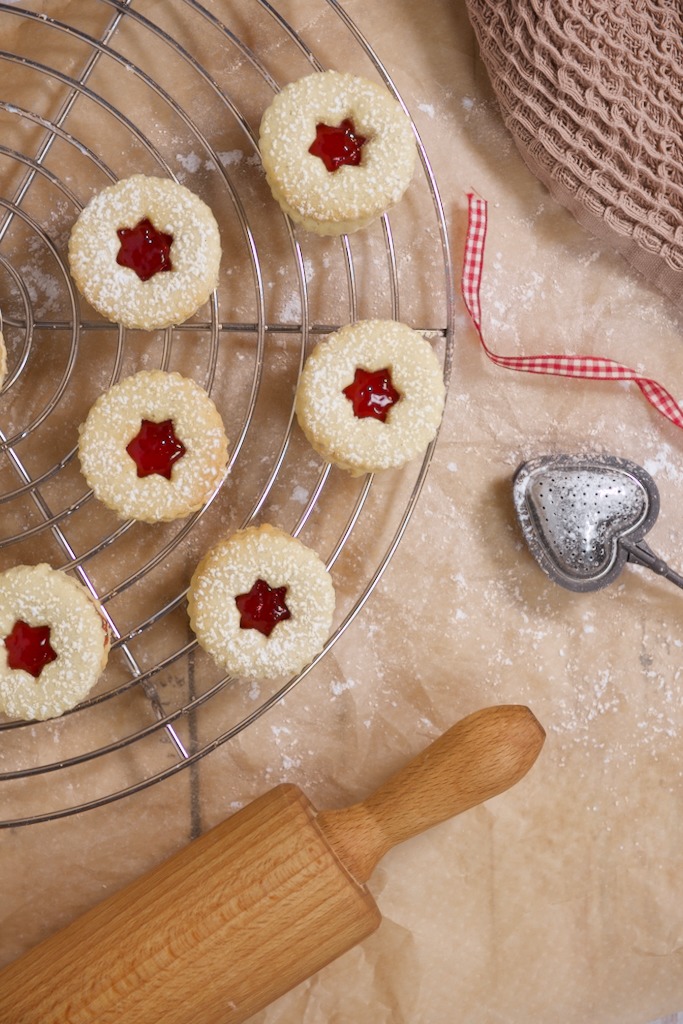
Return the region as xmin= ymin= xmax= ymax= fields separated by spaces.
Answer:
xmin=295 ymin=319 xmax=445 ymax=475
xmin=68 ymin=175 xmax=221 ymax=330
xmin=0 ymin=563 xmax=110 ymax=721
xmin=259 ymin=71 xmax=416 ymax=235
xmin=187 ymin=524 xmax=335 ymax=679
xmin=78 ymin=370 xmax=229 ymax=522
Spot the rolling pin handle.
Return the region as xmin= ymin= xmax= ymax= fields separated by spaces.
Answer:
xmin=316 ymin=704 xmax=545 ymax=883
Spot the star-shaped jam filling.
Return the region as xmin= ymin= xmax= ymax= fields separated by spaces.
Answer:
xmin=4 ymin=620 xmax=58 ymax=678
xmin=116 ymin=217 xmax=174 ymax=282
xmin=308 ymin=118 xmax=367 ymax=172
xmin=342 ymin=366 xmax=401 ymax=422
xmin=235 ymin=578 xmax=291 ymax=637
xmin=126 ymin=419 xmax=186 ymax=479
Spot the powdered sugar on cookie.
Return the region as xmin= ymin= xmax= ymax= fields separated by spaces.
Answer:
xmin=0 ymin=564 xmax=110 ymax=721
xmin=188 ymin=524 xmax=335 ymax=679
xmin=259 ymin=71 xmax=416 ymax=235
xmin=295 ymin=319 xmax=445 ymax=475
xmin=68 ymin=175 xmax=221 ymax=330
xmin=78 ymin=369 xmax=229 ymax=522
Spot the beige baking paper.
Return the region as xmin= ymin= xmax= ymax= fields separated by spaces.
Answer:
xmin=1 ymin=2 xmax=682 ymax=1023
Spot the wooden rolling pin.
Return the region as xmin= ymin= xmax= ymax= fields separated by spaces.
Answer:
xmin=0 ymin=704 xmax=544 ymax=1024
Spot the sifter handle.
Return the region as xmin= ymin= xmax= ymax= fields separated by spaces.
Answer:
xmin=622 ymin=538 xmax=683 ymax=590
xmin=316 ymin=704 xmax=544 ymax=883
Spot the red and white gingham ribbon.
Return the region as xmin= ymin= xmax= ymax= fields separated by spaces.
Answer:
xmin=462 ymin=192 xmax=683 ymax=430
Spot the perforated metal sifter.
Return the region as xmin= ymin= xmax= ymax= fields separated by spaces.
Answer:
xmin=512 ymin=454 xmax=683 ymax=593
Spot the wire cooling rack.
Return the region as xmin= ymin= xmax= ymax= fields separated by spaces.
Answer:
xmin=0 ymin=0 xmax=454 ymax=826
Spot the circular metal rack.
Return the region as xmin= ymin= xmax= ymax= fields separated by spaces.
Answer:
xmin=0 ymin=0 xmax=454 ymax=826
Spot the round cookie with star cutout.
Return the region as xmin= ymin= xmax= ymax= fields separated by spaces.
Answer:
xmin=187 ymin=524 xmax=335 ymax=679
xmin=295 ymin=319 xmax=445 ymax=475
xmin=78 ymin=369 xmax=229 ymax=523
xmin=0 ymin=563 xmax=110 ymax=722
xmin=259 ymin=70 xmax=417 ymax=235
xmin=68 ymin=174 xmax=221 ymax=330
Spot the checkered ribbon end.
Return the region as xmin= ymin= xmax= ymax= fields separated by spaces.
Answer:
xmin=462 ymin=193 xmax=683 ymax=430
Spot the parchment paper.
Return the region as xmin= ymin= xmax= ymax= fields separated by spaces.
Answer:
xmin=1 ymin=2 xmax=682 ymax=1023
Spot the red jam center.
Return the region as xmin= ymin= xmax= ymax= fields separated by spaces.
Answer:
xmin=126 ymin=419 xmax=186 ymax=479
xmin=116 ymin=218 xmax=173 ymax=282
xmin=235 ymin=578 xmax=291 ymax=637
xmin=308 ymin=118 xmax=367 ymax=172
xmin=4 ymin=620 xmax=58 ymax=678
xmin=342 ymin=366 xmax=401 ymax=422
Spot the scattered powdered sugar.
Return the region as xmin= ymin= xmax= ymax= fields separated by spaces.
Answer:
xmin=176 ymin=151 xmax=202 ymax=173
xmin=18 ymin=264 xmax=62 ymax=318
xmin=278 ymin=292 xmax=301 ymax=324
xmin=330 ymin=677 xmax=356 ymax=697
xmin=218 ymin=149 xmax=244 ymax=167
xmin=291 ymin=485 xmax=309 ymax=504
xmin=643 ymin=442 xmax=683 ymax=485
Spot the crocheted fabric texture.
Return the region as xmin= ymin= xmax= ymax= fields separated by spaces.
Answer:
xmin=465 ymin=0 xmax=683 ymax=310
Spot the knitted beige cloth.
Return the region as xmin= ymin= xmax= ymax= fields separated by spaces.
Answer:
xmin=465 ymin=0 xmax=683 ymax=310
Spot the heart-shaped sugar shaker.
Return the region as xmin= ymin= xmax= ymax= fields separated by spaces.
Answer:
xmin=512 ymin=455 xmax=683 ymax=593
